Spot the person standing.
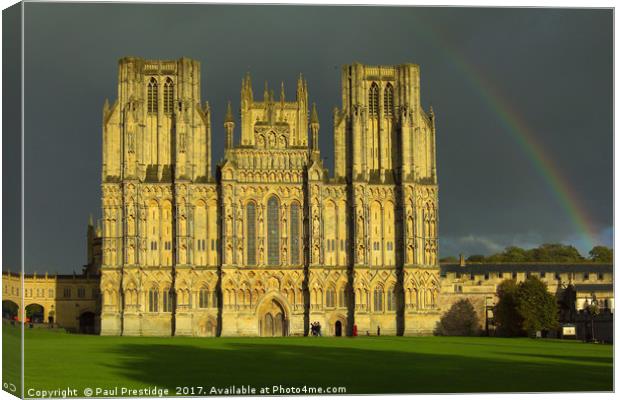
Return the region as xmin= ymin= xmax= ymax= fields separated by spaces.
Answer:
xmin=377 ymin=326 xmax=381 ymax=336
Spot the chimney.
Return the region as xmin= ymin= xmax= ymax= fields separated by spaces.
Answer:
xmin=459 ymin=254 xmax=466 ymax=267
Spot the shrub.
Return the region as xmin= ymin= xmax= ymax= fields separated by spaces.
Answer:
xmin=434 ymin=298 xmax=480 ymax=336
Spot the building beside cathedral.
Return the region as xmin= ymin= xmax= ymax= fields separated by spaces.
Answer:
xmin=98 ymin=57 xmax=439 ymax=336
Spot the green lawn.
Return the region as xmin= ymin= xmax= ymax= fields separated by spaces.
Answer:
xmin=2 ymin=322 xmax=22 ymax=397
xmin=11 ymin=325 xmax=614 ymax=395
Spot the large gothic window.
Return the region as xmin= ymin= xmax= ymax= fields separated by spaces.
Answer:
xmin=290 ymin=202 xmax=300 ymax=265
xmin=163 ymin=78 xmax=174 ymax=114
xmin=147 ymin=78 xmax=158 ymax=113
xmin=384 ymin=83 xmax=394 ymax=118
xmin=369 ymin=82 xmax=379 ymax=117
xmin=267 ymin=196 xmax=280 ymax=266
xmin=246 ymin=202 xmax=256 ymax=265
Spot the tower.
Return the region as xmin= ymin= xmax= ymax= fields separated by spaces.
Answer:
xmin=100 ymin=57 xmax=214 ymax=336
xmin=335 ymin=63 xmax=440 ymax=335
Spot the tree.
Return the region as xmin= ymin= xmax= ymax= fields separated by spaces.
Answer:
xmin=530 ymin=243 xmax=584 ymax=262
xmin=480 ymin=243 xmax=586 ymax=263
xmin=486 ymin=246 xmax=528 ymax=263
xmin=494 ymin=279 xmax=523 ymax=336
xmin=434 ymin=298 xmax=480 ymax=336
xmin=466 ymin=254 xmax=485 ymax=262
xmin=516 ymin=276 xmax=559 ymax=336
xmin=439 ymin=256 xmax=458 ymax=263
xmin=589 ymin=246 xmax=613 ymax=262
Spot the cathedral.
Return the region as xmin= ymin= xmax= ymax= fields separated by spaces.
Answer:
xmin=99 ymin=57 xmax=440 ymax=337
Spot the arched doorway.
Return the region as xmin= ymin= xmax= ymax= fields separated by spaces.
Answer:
xmin=335 ymin=320 xmax=343 ymax=337
xmin=258 ymin=298 xmax=287 ymax=337
xmin=25 ymin=304 xmax=44 ymax=324
xmin=79 ymin=311 xmax=96 ymax=334
xmin=2 ymin=300 xmax=18 ymax=320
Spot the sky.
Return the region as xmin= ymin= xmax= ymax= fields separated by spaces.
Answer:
xmin=4 ymin=3 xmax=613 ymax=273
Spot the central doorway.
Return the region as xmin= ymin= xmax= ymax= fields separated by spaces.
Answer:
xmin=259 ymin=299 xmax=288 ymax=336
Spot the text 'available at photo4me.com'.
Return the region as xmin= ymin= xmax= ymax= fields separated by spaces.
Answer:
xmin=25 ymin=385 xmax=348 ymax=398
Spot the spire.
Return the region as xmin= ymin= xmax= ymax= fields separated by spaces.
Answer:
xmin=225 ymin=101 xmax=234 ymax=123
xmin=280 ymin=81 xmax=285 ymax=102
xmin=245 ymin=71 xmax=252 ymax=86
xmin=96 ymin=220 xmax=102 ymax=236
xmin=311 ymin=103 xmax=319 ymax=124
xmin=88 ymin=214 xmax=94 ymax=227
xmin=103 ymin=98 xmax=110 ymax=118
xmin=241 ymin=72 xmax=253 ymax=104
xmin=310 ymin=102 xmax=320 ymax=153
xmin=224 ymin=100 xmax=235 ymax=149
xmin=263 ymin=81 xmax=269 ymax=102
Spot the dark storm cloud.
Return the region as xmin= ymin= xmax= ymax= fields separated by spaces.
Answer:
xmin=14 ymin=3 xmax=612 ymax=273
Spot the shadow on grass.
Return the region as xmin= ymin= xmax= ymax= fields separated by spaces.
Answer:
xmin=491 ymin=351 xmax=613 ymax=366
xmin=104 ymin=341 xmax=612 ymax=394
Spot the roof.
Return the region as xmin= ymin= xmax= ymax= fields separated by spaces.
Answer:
xmin=440 ymin=263 xmax=613 ymax=275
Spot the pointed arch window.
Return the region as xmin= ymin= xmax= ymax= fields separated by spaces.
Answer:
xmin=374 ymin=286 xmax=384 ymax=312
xmin=199 ymin=287 xmax=209 ymax=308
xmin=369 ymin=82 xmax=379 ymax=117
xmin=147 ymin=78 xmax=158 ymax=114
xmin=163 ymin=78 xmax=174 ymax=114
xmin=163 ymin=288 xmax=174 ymax=312
xmin=267 ymin=196 xmax=280 ymax=265
xmin=326 ymin=287 xmax=336 ymax=308
xmin=290 ymin=202 xmax=300 ymax=265
xmin=384 ymin=83 xmax=394 ymax=118
xmin=387 ymin=286 xmax=396 ymax=311
xmin=246 ymin=202 xmax=256 ymax=266
xmin=148 ymin=287 xmax=159 ymax=312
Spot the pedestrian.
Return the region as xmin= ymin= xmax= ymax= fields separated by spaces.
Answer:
xmin=377 ymin=326 xmax=381 ymax=336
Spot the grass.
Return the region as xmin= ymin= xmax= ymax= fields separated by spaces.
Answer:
xmin=8 ymin=324 xmax=614 ymax=395
xmin=2 ymin=322 xmax=22 ymax=397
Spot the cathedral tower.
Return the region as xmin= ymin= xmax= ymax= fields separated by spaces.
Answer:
xmin=333 ymin=63 xmax=440 ymax=335
xmin=100 ymin=57 xmax=214 ymax=336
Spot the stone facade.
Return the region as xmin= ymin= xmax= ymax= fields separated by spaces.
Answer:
xmin=98 ymin=58 xmax=440 ymax=336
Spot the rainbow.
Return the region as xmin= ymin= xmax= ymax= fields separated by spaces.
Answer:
xmin=411 ymin=17 xmax=600 ymax=250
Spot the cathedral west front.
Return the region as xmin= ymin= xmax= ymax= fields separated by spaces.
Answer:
xmin=99 ymin=57 xmax=440 ymax=337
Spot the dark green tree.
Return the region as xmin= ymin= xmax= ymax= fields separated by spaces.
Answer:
xmin=486 ymin=246 xmax=528 ymax=262
xmin=494 ymin=279 xmax=523 ymax=336
xmin=530 ymin=243 xmax=584 ymax=262
xmin=588 ymin=246 xmax=613 ymax=262
xmin=516 ymin=276 xmax=559 ymax=336
xmin=466 ymin=254 xmax=485 ymax=262
xmin=434 ymin=298 xmax=480 ymax=336
xmin=439 ymin=256 xmax=458 ymax=263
